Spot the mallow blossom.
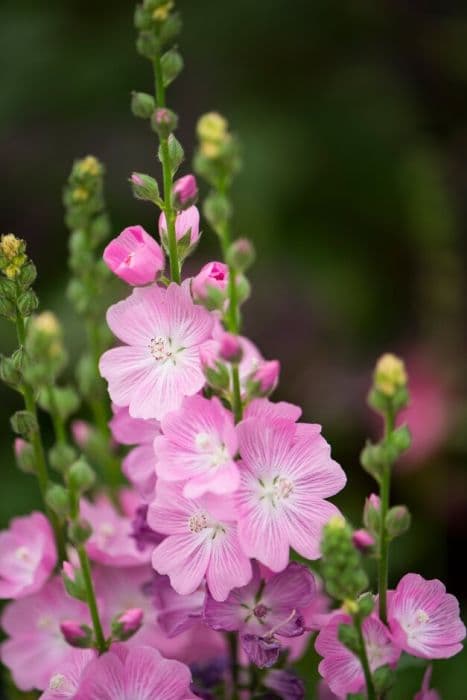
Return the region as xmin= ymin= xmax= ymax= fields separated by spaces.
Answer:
xmin=148 ymin=481 xmax=252 ymax=601
xmin=1 ymin=577 xmax=89 ymax=691
xmin=0 ymin=512 xmax=57 ymax=599
xmin=315 ymin=612 xmax=400 ymax=699
xmin=387 ymin=573 xmax=466 ymax=659
xmin=236 ymin=416 xmax=346 ymax=571
xmin=192 ymin=261 xmax=229 ymax=304
xmin=40 ymin=650 xmax=96 ymax=700
xmin=204 ymin=561 xmax=316 ymax=667
xmin=103 ymin=225 xmax=164 ymax=286
xmin=159 ymin=206 xmax=200 ymax=251
xmin=99 ymin=282 xmax=213 ymax=420
xmin=155 ymin=394 xmax=239 ymax=498
xmin=73 ymin=645 xmax=197 ymax=700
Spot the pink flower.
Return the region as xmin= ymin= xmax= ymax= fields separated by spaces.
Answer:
xmin=110 ymin=405 xmax=160 ymax=501
xmin=99 ymin=282 xmax=213 ymax=420
xmin=40 ymin=650 xmax=95 ymax=700
xmin=414 ymin=666 xmax=441 ymax=700
xmin=0 ymin=512 xmax=57 ymax=599
xmin=103 ymin=225 xmax=164 ymax=286
xmin=173 ymin=174 xmax=198 ymax=209
xmin=192 ymin=261 xmax=228 ymax=304
xmin=159 ymin=206 xmax=200 ymax=246
xmin=155 ymin=394 xmax=239 ymax=498
xmin=1 ymin=577 xmax=89 ymax=691
xmin=81 ymin=494 xmax=150 ymax=567
xmin=243 ymin=398 xmax=302 ymax=424
xmin=151 ymin=574 xmax=205 ymax=638
xmin=236 ymin=417 xmax=346 ymax=571
xmin=148 ymin=481 xmax=252 ymax=601
xmin=315 ymin=613 xmax=400 ymax=699
xmin=73 ymin=645 xmax=197 ymax=700
xmin=387 ymin=573 xmax=465 ymax=658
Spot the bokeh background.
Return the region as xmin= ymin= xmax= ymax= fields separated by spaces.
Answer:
xmin=1 ymin=0 xmax=466 ymax=697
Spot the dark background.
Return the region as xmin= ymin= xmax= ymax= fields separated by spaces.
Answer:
xmin=1 ymin=0 xmax=466 ymax=696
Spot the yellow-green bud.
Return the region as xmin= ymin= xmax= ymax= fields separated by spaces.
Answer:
xmin=374 ymin=353 xmax=407 ymax=397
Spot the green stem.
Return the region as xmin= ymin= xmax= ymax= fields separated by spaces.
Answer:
xmin=378 ymin=407 xmax=395 ymax=624
xmin=15 ymin=312 xmax=66 ymax=561
xmin=228 ymin=632 xmax=239 ymax=700
xmin=153 ymin=54 xmax=181 ymax=284
xmin=77 ymin=543 xmax=107 ymax=653
xmin=354 ymin=616 xmax=377 ymax=700
xmin=46 ymin=385 xmax=67 ymax=445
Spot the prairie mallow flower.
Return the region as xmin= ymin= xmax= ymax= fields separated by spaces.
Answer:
xmin=103 ymin=225 xmax=164 ymax=286
xmin=159 ymin=206 xmax=200 ymax=259
xmin=0 ymin=512 xmax=57 ymax=599
xmin=236 ymin=416 xmax=346 ymax=571
xmin=387 ymin=573 xmax=466 ymax=658
xmin=99 ymin=282 xmax=213 ymax=420
xmin=192 ymin=261 xmax=229 ymax=308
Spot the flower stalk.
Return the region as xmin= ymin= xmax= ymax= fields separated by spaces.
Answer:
xmin=354 ymin=615 xmax=377 ymax=700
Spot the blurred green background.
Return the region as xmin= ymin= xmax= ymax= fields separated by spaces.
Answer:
xmin=1 ymin=0 xmax=466 ymax=696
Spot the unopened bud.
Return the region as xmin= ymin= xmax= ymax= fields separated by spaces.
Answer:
xmin=352 ymin=529 xmax=375 ymax=552
xmin=48 ymin=443 xmax=77 ymax=474
xmin=130 ymin=172 xmax=160 ymax=203
xmin=131 ymin=91 xmax=156 ymax=119
xmin=374 ymin=353 xmax=407 ymax=397
xmin=13 ymin=438 xmax=35 ymax=474
xmin=151 ymin=107 xmax=178 ymax=138
xmin=68 ymin=518 xmax=92 ymax=546
xmin=226 ymin=238 xmax=255 ymax=272
xmin=363 ymin=493 xmax=381 ymax=534
xmin=62 ymin=561 xmax=86 ymax=602
xmin=192 ymin=261 xmax=229 ymax=309
xmin=111 ymin=608 xmax=144 ymax=641
xmin=386 ymin=505 xmax=411 ymax=540
xmin=60 ymin=620 xmax=93 ymax=648
xmin=200 ymin=345 xmax=230 ymax=392
xmin=248 ymin=360 xmax=280 ymax=398
xmin=68 ymin=458 xmax=95 ymax=493
xmin=46 ymin=484 xmax=70 ymax=518
xmin=172 ymin=174 xmax=198 ymax=210
xmin=197 ymin=112 xmax=229 ymax=157
xmin=71 ymin=420 xmax=91 ymax=449
xmin=10 ymin=410 xmax=37 ymax=439
xmin=219 ymin=332 xmax=243 ymax=364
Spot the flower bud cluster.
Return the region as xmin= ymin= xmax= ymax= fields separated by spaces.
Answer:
xmin=320 ymin=516 xmax=369 ymax=603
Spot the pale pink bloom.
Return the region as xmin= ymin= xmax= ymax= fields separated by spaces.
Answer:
xmin=81 ymin=494 xmax=150 ymax=567
xmin=74 ymin=645 xmax=197 ymax=700
xmin=1 ymin=576 xmax=89 ymax=691
xmin=236 ymin=417 xmax=346 ymax=571
xmin=149 ymin=481 xmax=252 ymax=601
xmin=173 ymin=174 xmax=198 ymax=209
xmin=40 ymin=650 xmax=95 ymax=700
xmin=99 ymin=282 xmax=213 ymax=420
xmin=0 ymin=512 xmax=57 ymax=599
xmin=414 ymin=666 xmax=441 ymax=700
xmin=315 ymin=613 xmax=400 ymax=699
xmin=244 ymin=398 xmax=302 ymax=424
xmin=103 ymin=225 xmax=165 ymax=286
xmin=191 ymin=261 xmax=229 ymax=303
xmin=110 ymin=405 xmax=160 ymax=501
xmin=155 ymin=394 xmax=239 ymax=498
xmin=159 ymin=206 xmax=200 ymax=245
xmin=387 ymin=573 xmax=465 ymax=658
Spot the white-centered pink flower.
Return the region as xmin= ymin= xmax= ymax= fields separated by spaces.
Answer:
xmin=40 ymin=650 xmax=96 ymax=700
xmin=155 ymin=394 xmax=239 ymax=498
xmin=1 ymin=577 xmax=89 ymax=691
xmin=99 ymin=283 xmax=214 ymax=420
xmin=148 ymin=481 xmax=252 ymax=601
xmin=236 ymin=417 xmax=346 ymax=571
xmin=0 ymin=512 xmax=57 ymax=599
xmin=315 ymin=612 xmax=400 ymax=699
xmin=103 ymin=225 xmax=165 ymax=286
xmin=387 ymin=573 xmax=466 ymax=659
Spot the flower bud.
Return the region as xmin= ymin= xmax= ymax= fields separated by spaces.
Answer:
xmin=219 ymin=332 xmax=243 ymax=364
xmin=46 ymin=484 xmax=70 ymax=518
xmin=352 ymin=529 xmax=375 ymax=553
xmin=386 ymin=505 xmax=411 ymax=540
xmin=13 ymin=438 xmax=35 ymax=474
xmin=0 ymin=234 xmax=27 ymax=279
xmin=131 ymin=91 xmax=155 ymax=119
xmin=111 ymin=608 xmax=144 ymax=642
xmin=363 ymin=493 xmax=381 ymax=534
xmin=172 ymin=174 xmax=198 ymax=210
xmin=159 ymin=206 xmax=200 ymax=259
xmin=197 ymin=112 xmax=229 ymax=158
xmin=200 ymin=345 xmax=230 ymax=392
xmin=130 ymin=172 xmax=160 ymax=203
xmin=68 ymin=458 xmax=95 ymax=493
xmin=68 ymin=518 xmax=92 ymax=545
xmin=192 ymin=261 xmax=228 ymax=309
xmin=71 ymin=420 xmax=92 ymax=449
xmin=248 ymin=360 xmax=280 ymax=398
xmin=60 ymin=620 xmax=93 ymax=649
xmin=48 ymin=443 xmax=78 ymax=474
xmin=10 ymin=410 xmax=37 ymax=439
xmin=151 ymin=107 xmax=178 ymax=137
xmin=62 ymin=561 xmax=87 ymax=602
xmin=374 ymin=353 xmax=407 ymax=397
xmin=103 ymin=226 xmax=165 ymax=286
xmin=160 ymin=48 xmax=183 ymax=87
xmin=321 ymin=516 xmax=368 ymax=601
xmin=226 ymin=238 xmax=255 ymax=272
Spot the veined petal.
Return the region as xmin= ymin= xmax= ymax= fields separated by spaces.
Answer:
xmin=152 ymin=532 xmax=211 ymax=596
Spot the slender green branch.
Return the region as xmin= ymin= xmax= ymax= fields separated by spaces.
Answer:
xmin=378 ymin=407 xmax=395 ymax=624
xmin=77 ymin=543 xmax=107 ymax=654
xmin=354 ymin=616 xmax=377 ymax=700
xmin=153 ymin=54 xmax=181 ymax=284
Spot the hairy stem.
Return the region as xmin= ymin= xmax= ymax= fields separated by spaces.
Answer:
xmin=153 ymin=53 xmax=181 ymax=284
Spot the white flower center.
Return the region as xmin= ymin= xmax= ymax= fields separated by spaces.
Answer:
xmin=188 ymin=511 xmax=210 ymax=533
xmin=15 ymin=546 xmax=32 ymax=563
xmin=49 ymin=674 xmax=67 ymax=690
xmin=416 ymin=609 xmax=429 ymax=624
xmin=195 ymin=432 xmax=230 ymax=468
xmin=149 ymin=336 xmax=174 ymax=362
xmin=37 ymin=614 xmax=56 ymax=632
xmin=96 ymin=522 xmax=115 ymax=547
xmin=260 ymin=475 xmax=294 ymax=507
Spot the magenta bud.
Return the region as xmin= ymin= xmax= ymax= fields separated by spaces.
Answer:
xmin=352 ymin=529 xmax=375 ymax=552
xmin=14 ymin=438 xmax=27 ymax=457
xmin=62 ymin=561 xmax=76 ymax=583
xmin=192 ymin=261 xmax=229 ymax=308
xmin=151 ymin=107 xmax=178 ymax=137
xmin=60 ymin=620 xmax=93 ymax=648
xmin=219 ymin=332 xmax=243 ymax=364
xmin=249 ymin=360 xmax=280 ymax=397
xmin=112 ymin=608 xmax=144 ymax=641
xmin=131 ymin=173 xmax=144 ymax=186
xmin=71 ymin=420 xmax=91 ymax=449
xmin=172 ymin=174 xmax=198 ymax=210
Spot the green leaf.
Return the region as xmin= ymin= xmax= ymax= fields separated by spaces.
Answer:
xmin=161 ymin=49 xmax=184 ymax=87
